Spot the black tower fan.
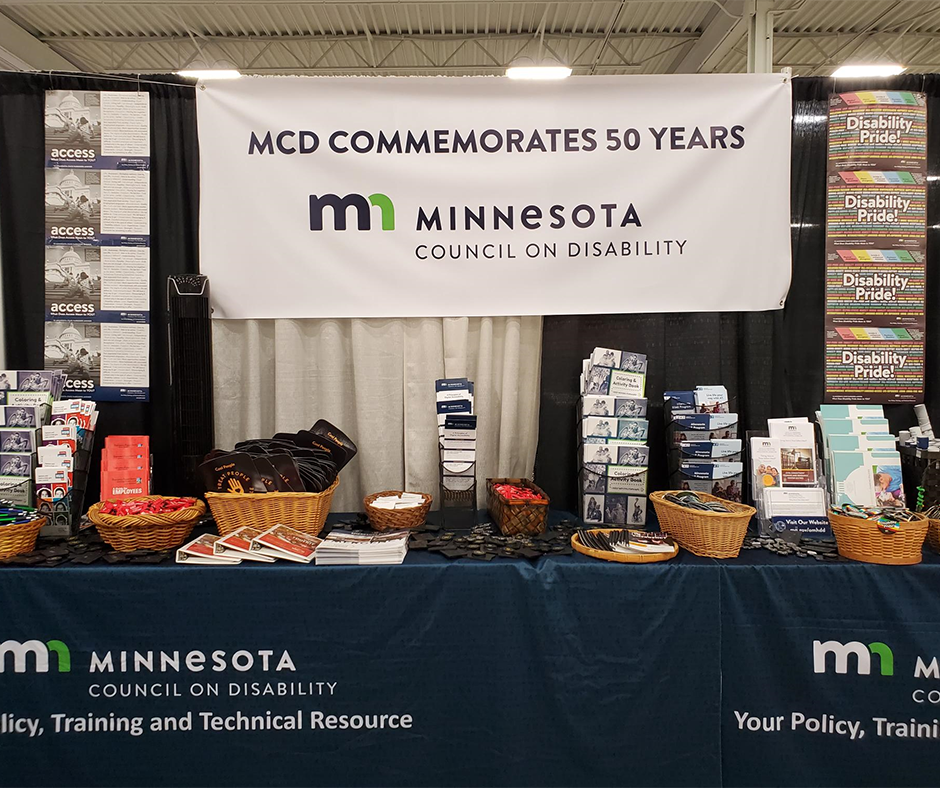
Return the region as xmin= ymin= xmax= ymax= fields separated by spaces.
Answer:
xmin=167 ymin=274 xmax=214 ymax=494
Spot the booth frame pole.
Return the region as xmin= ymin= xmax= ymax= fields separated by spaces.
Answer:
xmin=746 ymin=0 xmax=774 ymax=73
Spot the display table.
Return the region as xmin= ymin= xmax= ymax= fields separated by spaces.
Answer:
xmin=3 ymin=540 xmax=940 ymax=787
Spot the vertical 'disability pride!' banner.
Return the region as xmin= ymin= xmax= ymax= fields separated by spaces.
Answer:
xmin=825 ymin=90 xmax=927 ymax=403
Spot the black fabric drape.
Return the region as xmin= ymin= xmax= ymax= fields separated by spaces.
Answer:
xmin=0 ymin=73 xmax=199 ymax=502
xmin=536 ymin=75 xmax=940 ymax=513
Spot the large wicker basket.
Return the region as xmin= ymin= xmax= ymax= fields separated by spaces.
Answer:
xmin=487 ymin=478 xmax=549 ymax=536
xmin=88 ymin=496 xmax=206 ymax=552
xmin=364 ymin=490 xmax=432 ymax=532
xmin=205 ymin=477 xmax=339 ymax=536
xmin=829 ymin=510 xmax=927 ymax=565
xmin=649 ymin=490 xmax=755 ymax=558
xmin=927 ymin=517 xmax=940 ymax=554
xmin=0 ymin=517 xmax=45 ymax=560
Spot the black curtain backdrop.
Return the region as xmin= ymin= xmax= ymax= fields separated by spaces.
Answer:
xmin=536 ymin=74 xmax=940 ymax=513
xmin=0 ymin=73 xmax=198 ymax=502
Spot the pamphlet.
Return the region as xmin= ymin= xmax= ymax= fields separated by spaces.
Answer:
xmin=252 ymin=524 xmax=322 ymax=564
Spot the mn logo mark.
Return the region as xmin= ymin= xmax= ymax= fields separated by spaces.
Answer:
xmin=813 ymin=639 xmax=893 ymax=676
xmin=0 ymin=640 xmax=70 ymax=673
xmin=309 ymin=193 xmax=394 ymax=231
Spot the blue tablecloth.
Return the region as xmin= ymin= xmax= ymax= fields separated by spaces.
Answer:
xmin=2 ymin=540 xmax=940 ymax=787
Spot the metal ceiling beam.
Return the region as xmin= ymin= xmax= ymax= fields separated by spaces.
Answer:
xmin=667 ymin=0 xmax=745 ymax=73
xmin=0 ymin=11 xmax=78 ymax=69
xmin=40 ymin=32 xmax=698 ymax=43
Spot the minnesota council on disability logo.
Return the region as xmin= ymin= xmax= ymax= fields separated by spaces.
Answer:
xmin=734 ymin=639 xmax=940 ymax=741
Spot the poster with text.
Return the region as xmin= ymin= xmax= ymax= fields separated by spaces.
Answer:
xmin=825 ymin=91 xmax=927 ymax=403
xmin=44 ymin=90 xmax=150 ymax=402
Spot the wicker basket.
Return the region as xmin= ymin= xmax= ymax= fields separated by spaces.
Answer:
xmin=0 ymin=517 xmax=45 ymax=560
xmin=829 ymin=510 xmax=927 ymax=565
xmin=927 ymin=518 xmax=940 ymax=554
xmin=571 ymin=528 xmax=678 ymax=564
xmin=205 ymin=477 xmax=339 ymax=536
xmin=88 ymin=496 xmax=206 ymax=552
xmin=364 ymin=490 xmax=432 ymax=531
xmin=649 ymin=490 xmax=755 ymax=559
xmin=487 ymin=478 xmax=549 ymax=536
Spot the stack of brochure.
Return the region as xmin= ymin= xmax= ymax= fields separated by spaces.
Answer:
xmin=315 ymin=529 xmax=410 ymax=566
xmin=749 ymin=415 xmax=828 ymax=538
xmin=579 ymin=347 xmax=649 ymax=527
xmin=665 ymin=385 xmax=743 ymax=502
xmin=437 ymin=378 xmax=476 ymax=492
xmin=816 ymin=405 xmax=902 ymax=512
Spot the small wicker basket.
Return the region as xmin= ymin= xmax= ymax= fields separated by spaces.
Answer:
xmin=571 ymin=528 xmax=678 ymax=564
xmin=0 ymin=517 xmax=45 ymax=560
xmin=487 ymin=478 xmax=549 ymax=536
xmin=87 ymin=496 xmax=206 ymax=552
xmin=205 ymin=477 xmax=339 ymax=537
xmin=829 ymin=510 xmax=927 ymax=565
xmin=649 ymin=490 xmax=755 ymax=559
xmin=926 ymin=517 xmax=940 ymax=554
xmin=364 ymin=490 xmax=432 ymax=531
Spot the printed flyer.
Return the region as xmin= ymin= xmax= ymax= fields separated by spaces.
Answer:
xmin=43 ymin=90 xmax=151 ymax=402
xmin=824 ymin=91 xmax=927 ymax=403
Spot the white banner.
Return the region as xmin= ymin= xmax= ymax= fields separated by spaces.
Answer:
xmin=198 ymin=74 xmax=792 ymax=319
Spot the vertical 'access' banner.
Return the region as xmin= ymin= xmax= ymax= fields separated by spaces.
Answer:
xmin=825 ymin=91 xmax=927 ymax=403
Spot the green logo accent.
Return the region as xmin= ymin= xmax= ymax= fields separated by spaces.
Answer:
xmin=368 ymin=193 xmax=395 ymax=231
xmin=46 ymin=640 xmax=70 ymax=673
xmin=868 ymin=642 xmax=893 ymax=676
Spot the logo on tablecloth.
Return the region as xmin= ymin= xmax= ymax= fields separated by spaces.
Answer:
xmin=813 ymin=639 xmax=894 ymax=676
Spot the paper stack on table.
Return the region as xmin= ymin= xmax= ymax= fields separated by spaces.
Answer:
xmin=315 ymin=529 xmax=410 ymax=566
xmin=369 ymin=492 xmax=425 ymax=510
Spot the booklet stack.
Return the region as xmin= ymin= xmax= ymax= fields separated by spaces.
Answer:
xmin=665 ymin=386 xmax=742 ymax=502
xmin=749 ymin=415 xmax=828 ymax=538
xmin=816 ymin=405 xmax=904 ymax=512
xmin=315 ymin=529 xmax=410 ymax=566
xmin=579 ymin=347 xmax=649 ymax=526
xmin=100 ymin=435 xmax=149 ymax=501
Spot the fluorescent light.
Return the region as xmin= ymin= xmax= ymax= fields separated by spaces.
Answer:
xmin=177 ymin=69 xmax=242 ymax=80
xmin=832 ymin=64 xmax=905 ymax=78
xmin=506 ymin=66 xmax=572 ymax=80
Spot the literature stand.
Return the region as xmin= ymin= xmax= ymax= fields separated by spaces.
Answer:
xmin=38 ymin=426 xmax=95 ymax=537
xmin=439 ymin=446 xmax=476 ymax=529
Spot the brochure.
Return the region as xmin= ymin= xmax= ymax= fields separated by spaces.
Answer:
xmin=252 ymin=525 xmax=322 ymax=564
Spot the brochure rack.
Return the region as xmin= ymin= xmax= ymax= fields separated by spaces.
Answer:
xmin=37 ymin=427 xmax=95 ymax=537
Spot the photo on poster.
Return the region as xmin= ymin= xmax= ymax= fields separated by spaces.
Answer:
xmin=44 ymin=90 xmax=101 ymax=166
xmin=45 ymin=246 xmax=100 ymax=321
xmin=44 ymin=321 xmax=101 ymax=391
xmin=45 ymin=169 xmax=100 ymax=244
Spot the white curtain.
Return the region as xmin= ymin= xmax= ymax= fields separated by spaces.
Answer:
xmin=212 ymin=317 xmax=542 ymax=511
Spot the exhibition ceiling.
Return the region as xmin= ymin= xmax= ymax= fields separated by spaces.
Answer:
xmin=0 ymin=0 xmax=935 ymax=76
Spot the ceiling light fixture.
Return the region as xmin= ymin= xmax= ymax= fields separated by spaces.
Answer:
xmin=832 ymin=64 xmax=906 ymax=78
xmin=506 ymin=65 xmax=572 ymax=80
xmin=177 ymin=69 xmax=242 ymax=80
